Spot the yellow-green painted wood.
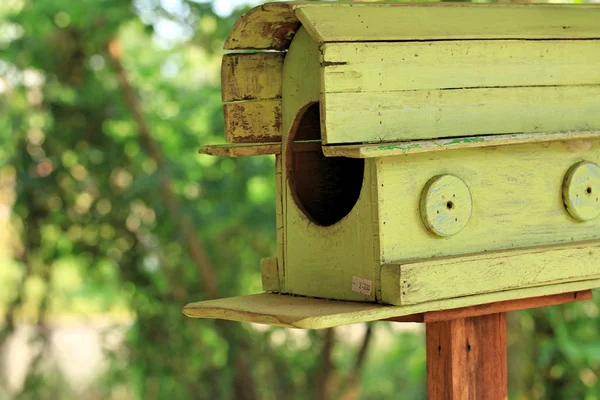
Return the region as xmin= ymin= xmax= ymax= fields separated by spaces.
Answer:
xmin=280 ymin=27 xmax=380 ymax=302
xmin=297 ymin=3 xmax=600 ymax=43
xmin=198 ymin=143 xmax=280 ymax=157
xmin=224 ymin=3 xmax=600 ymax=51
xmin=223 ymin=100 xmax=281 ymax=143
xmin=224 ymin=2 xmax=299 ymax=50
xmin=321 ymin=131 xmax=600 ymax=159
xmin=260 ymin=257 xmax=280 ymax=292
xmin=381 ymin=241 xmax=600 ymax=306
xmin=563 ymin=161 xmax=600 ymax=222
xmin=377 ymin=139 xmax=600 ymax=263
xmin=275 ymin=154 xmax=284 ymax=291
xmin=420 ymin=175 xmax=472 ymax=238
xmin=322 ymin=85 xmax=600 ymax=144
xmin=321 ymin=40 xmax=600 ymax=94
xmin=221 ymin=53 xmax=284 ymax=102
xmin=183 ymin=278 xmax=600 ymax=329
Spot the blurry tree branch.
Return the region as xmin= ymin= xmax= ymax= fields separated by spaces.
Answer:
xmin=316 ymin=328 xmax=336 ymax=400
xmin=106 ymin=38 xmax=257 ymax=400
xmin=106 ymin=39 xmax=219 ymax=300
xmin=338 ymin=323 xmax=374 ymax=400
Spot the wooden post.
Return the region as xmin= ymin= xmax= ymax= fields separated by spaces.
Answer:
xmin=426 ymin=313 xmax=507 ymax=400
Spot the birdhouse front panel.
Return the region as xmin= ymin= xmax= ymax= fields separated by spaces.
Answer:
xmin=187 ymin=2 xmax=600 ymax=326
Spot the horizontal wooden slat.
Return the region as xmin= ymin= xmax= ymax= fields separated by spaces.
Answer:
xmin=223 ymin=100 xmax=281 ymax=143
xmin=222 ymin=53 xmax=284 ymax=102
xmin=322 ymin=131 xmax=600 ymax=159
xmin=199 ymin=143 xmax=280 ymax=157
xmin=183 ymin=279 xmax=600 ymax=329
xmin=321 ymin=40 xmax=600 ymax=94
xmin=322 ymin=85 xmax=600 ymax=144
xmin=421 ymin=291 xmax=592 ymax=323
xmin=225 ymin=3 xmax=600 ymax=51
xmin=382 ymin=241 xmax=600 ymax=306
xmin=297 ymin=4 xmax=600 ymax=43
xmin=377 ymin=139 xmax=600 ymax=263
xmin=385 ymin=291 xmax=592 ymax=323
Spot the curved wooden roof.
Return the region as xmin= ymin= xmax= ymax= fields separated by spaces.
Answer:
xmin=204 ymin=1 xmax=600 ymax=155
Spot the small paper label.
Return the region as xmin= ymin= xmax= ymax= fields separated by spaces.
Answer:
xmin=352 ymin=276 xmax=372 ymax=296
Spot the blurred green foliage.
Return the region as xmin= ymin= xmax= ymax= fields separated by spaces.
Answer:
xmin=0 ymin=0 xmax=598 ymax=399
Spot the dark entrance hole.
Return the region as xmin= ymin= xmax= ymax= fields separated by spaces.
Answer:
xmin=287 ymin=103 xmax=364 ymax=227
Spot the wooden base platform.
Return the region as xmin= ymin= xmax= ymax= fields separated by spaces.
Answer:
xmin=183 ymin=284 xmax=594 ymax=329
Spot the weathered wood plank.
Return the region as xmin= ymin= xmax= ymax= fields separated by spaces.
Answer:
xmin=322 ymin=131 xmax=600 ymax=159
xmin=224 ymin=3 xmax=600 ymax=51
xmin=224 ymin=3 xmax=299 ymax=50
xmin=260 ymin=257 xmax=280 ymax=292
xmin=223 ymin=100 xmax=281 ymax=143
xmin=385 ymin=290 xmax=592 ymax=323
xmin=281 ymin=27 xmax=380 ymax=303
xmin=298 ymin=3 xmax=600 ymax=43
xmin=422 ymin=290 xmax=591 ymax=323
xmin=381 ymin=241 xmax=600 ymax=306
xmin=322 ymin=85 xmax=600 ymax=144
xmin=321 ymin=40 xmax=600 ymax=94
xmin=222 ymin=53 xmax=284 ymax=102
xmin=275 ymin=155 xmax=285 ymax=291
xmin=182 ymin=279 xmax=600 ymax=329
xmin=199 ymin=143 xmax=280 ymax=157
xmin=377 ymin=139 xmax=600 ymax=263
xmin=426 ymin=313 xmax=507 ymax=400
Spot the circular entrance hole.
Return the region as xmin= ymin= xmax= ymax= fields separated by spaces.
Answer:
xmin=287 ymin=103 xmax=364 ymax=227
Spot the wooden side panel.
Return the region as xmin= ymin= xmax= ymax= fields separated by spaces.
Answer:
xmin=222 ymin=53 xmax=284 ymax=102
xmin=281 ymin=27 xmax=380 ymax=302
xmin=382 ymin=241 xmax=600 ymax=306
xmin=322 ymin=85 xmax=600 ymax=144
xmin=275 ymin=154 xmax=285 ymax=290
xmin=322 ymin=40 xmax=600 ymax=93
xmin=298 ymin=4 xmax=600 ymax=43
xmin=223 ymin=100 xmax=281 ymax=143
xmin=426 ymin=314 xmax=507 ymax=400
xmin=377 ymin=139 xmax=600 ymax=264
xmin=224 ymin=3 xmax=299 ymax=50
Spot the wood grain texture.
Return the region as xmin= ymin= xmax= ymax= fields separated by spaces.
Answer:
xmin=421 ymin=290 xmax=591 ymax=323
xmin=321 ymin=40 xmax=600 ymax=94
xmin=182 ymin=279 xmax=600 ymax=329
xmin=381 ymin=241 xmax=600 ymax=306
xmin=275 ymin=155 xmax=285 ymax=291
xmin=224 ymin=3 xmax=600 ymax=51
xmin=260 ymin=257 xmax=280 ymax=292
xmin=198 ymin=143 xmax=280 ymax=157
xmin=322 ymin=85 xmax=600 ymax=144
xmin=281 ymin=27 xmax=380 ymax=302
xmin=321 ymin=131 xmax=600 ymax=159
xmin=222 ymin=53 xmax=284 ymax=102
xmin=223 ymin=100 xmax=281 ymax=143
xmin=298 ymin=3 xmax=600 ymax=43
xmin=385 ymin=290 xmax=591 ymax=323
xmin=377 ymin=139 xmax=600 ymax=263
xmin=224 ymin=3 xmax=299 ymax=50
xmin=426 ymin=313 xmax=507 ymax=400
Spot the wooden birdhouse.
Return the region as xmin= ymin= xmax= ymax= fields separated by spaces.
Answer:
xmin=184 ymin=2 xmax=600 ymax=329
